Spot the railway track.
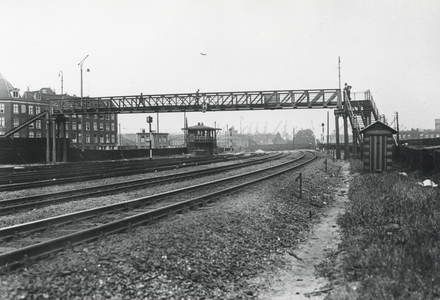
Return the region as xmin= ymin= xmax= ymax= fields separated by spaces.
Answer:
xmin=0 ymin=150 xmax=316 ymax=271
xmin=0 ymin=155 xmax=235 ymax=191
xmin=0 ymin=153 xmax=284 ymax=215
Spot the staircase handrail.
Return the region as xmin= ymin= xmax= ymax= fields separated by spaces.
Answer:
xmin=2 ymin=111 xmax=48 ymax=138
xmin=344 ymin=91 xmax=363 ymax=145
xmin=365 ymin=90 xmax=380 ymax=122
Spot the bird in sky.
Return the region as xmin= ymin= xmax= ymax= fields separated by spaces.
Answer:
xmin=200 ymin=53 xmax=207 ymax=56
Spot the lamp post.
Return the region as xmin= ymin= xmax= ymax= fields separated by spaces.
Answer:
xmin=78 ymin=55 xmax=89 ymax=98
xmin=78 ymin=55 xmax=89 ymax=151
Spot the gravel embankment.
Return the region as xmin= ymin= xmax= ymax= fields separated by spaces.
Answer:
xmin=0 ymin=154 xmax=342 ymax=300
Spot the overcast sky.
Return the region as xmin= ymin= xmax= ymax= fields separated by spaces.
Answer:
xmin=1 ymin=0 xmax=439 ymax=136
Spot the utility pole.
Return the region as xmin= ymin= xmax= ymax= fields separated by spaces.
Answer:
xmin=327 ymin=111 xmax=329 ymax=153
xmin=147 ymin=116 xmax=153 ymax=160
xmin=396 ymin=111 xmax=400 ymax=145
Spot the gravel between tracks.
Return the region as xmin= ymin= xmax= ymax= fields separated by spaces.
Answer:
xmin=0 ymin=153 xmax=343 ymax=300
xmin=0 ymin=155 xmax=294 ymax=228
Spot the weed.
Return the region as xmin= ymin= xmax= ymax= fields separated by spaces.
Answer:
xmin=337 ymin=171 xmax=440 ymax=299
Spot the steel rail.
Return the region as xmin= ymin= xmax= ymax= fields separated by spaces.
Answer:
xmin=0 ymin=156 xmax=228 ymax=184
xmin=0 ymin=156 xmax=234 ymax=191
xmin=0 ymin=152 xmax=297 ymax=239
xmin=0 ymin=151 xmax=316 ymax=270
xmin=0 ymin=153 xmax=285 ymax=214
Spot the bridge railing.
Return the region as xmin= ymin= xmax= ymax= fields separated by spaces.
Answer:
xmin=50 ymin=89 xmax=342 ymax=115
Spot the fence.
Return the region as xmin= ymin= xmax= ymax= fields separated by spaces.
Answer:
xmin=0 ymin=138 xmax=187 ymax=164
xmin=393 ymin=145 xmax=440 ymax=174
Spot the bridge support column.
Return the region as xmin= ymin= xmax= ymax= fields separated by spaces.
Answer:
xmin=352 ymin=128 xmax=358 ymax=157
xmin=52 ymin=116 xmax=57 ymax=164
xmin=63 ymin=120 xmax=67 ymax=162
xmin=343 ymin=113 xmax=350 ymax=160
xmin=46 ymin=113 xmax=50 ymax=164
xmin=334 ymin=109 xmax=344 ymax=159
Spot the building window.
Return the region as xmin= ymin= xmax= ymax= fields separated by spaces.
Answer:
xmin=0 ymin=117 xmax=4 ymax=127
xmin=72 ymin=121 xmax=77 ymax=130
xmin=36 ymin=120 xmax=41 ymax=129
xmin=100 ymin=123 xmax=104 ymax=131
xmin=0 ymin=104 xmax=4 ymax=113
xmin=29 ymin=123 xmax=34 ymax=129
xmin=78 ymin=133 xmax=82 ymax=143
xmin=99 ymin=115 xmax=104 ymax=120
xmin=21 ymin=105 xmax=26 ymax=113
xmin=86 ymin=122 xmax=90 ymax=131
xmin=105 ymin=114 xmax=110 ymax=120
xmin=72 ymin=133 xmax=77 ymax=143
xmin=100 ymin=134 xmax=104 ymax=143
xmin=13 ymin=104 xmax=19 ymax=114
xmin=14 ymin=132 xmax=19 ymax=138
xmin=36 ymin=132 xmax=42 ymax=138
xmin=36 ymin=106 xmax=41 ymax=114
xmin=111 ymin=114 xmax=115 ymax=120
xmin=93 ymin=134 xmax=98 ymax=143
xmin=29 ymin=131 xmax=34 ymax=138
xmin=111 ymin=123 xmax=115 ymax=131
xmin=111 ymin=134 xmax=115 ymax=143
xmin=12 ymin=91 xmax=19 ymax=98
xmin=13 ymin=118 xmax=19 ymax=126
xmin=29 ymin=106 xmax=34 ymax=115
xmin=105 ymin=123 xmax=110 ymax=131
xmin=65 ymin=132 xmax=69 ymax=138
xmin=78 ymin=119 xmax=82 ymax=130
xmin=86 ymin=134 xmax=90 ymax=143
xmin=93 ymin=122 xmax=98 ymax=131
xmin=106 ymin=134 xmax=110 ymax=143
xmin=94 ymin=114 xmax=98 ymax=119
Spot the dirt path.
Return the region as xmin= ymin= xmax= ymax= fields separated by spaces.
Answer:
xmin=258 ymin=161 xmax=352 ymax=300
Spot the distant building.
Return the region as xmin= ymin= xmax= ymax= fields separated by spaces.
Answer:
xmin=0 ymin=73 xmax=118 ymax=149
xmin=399 ymin=129 xmax=440 ymax=140
xmin=136 ymin=129 xmax=169 ymax=149
xmin=0 ymin=74 xmax=47 ymax=138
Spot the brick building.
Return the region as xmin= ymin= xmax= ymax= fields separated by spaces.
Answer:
xmin=0 ymin=73 xmax=118 ymax=150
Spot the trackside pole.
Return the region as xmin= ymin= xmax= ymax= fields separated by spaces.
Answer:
xmin=295 ymin=173 xmax=302 ymax=199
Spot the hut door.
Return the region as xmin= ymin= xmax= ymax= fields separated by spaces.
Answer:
xmin=370 ymin=135 xmax=386 ymax=172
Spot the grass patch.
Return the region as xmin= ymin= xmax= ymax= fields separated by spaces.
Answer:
xmin=337 ymin=170 xmax=440 ymax=299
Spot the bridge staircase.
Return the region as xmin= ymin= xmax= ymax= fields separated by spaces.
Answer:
xmin=1 ymin=111 xmax=48 ymax=138
xmin=345 ymin=90 xmax=382 ymax=147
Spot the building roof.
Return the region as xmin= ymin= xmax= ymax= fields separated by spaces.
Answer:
xmin=0 ymin=73 xmax=19 ymax=98
xmin=182 ymin=122 xmax=220 ymax=131
xmin=360 ymin=120 xmax=397 ymax=134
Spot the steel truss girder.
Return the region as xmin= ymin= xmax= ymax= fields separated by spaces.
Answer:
xmin=51 ymin=89 xmax=342 ymax=115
